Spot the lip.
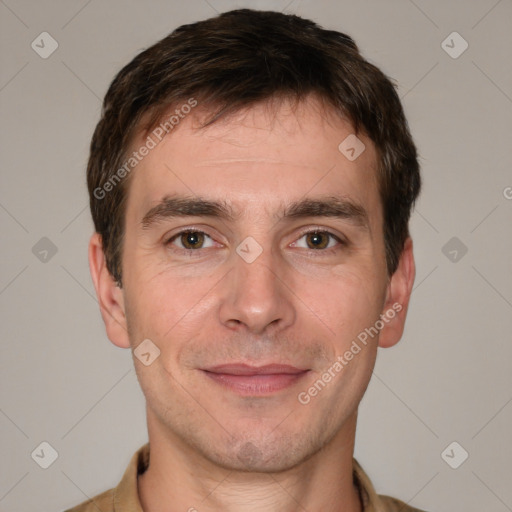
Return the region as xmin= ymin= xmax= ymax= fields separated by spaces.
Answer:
xmin=201 ymin=364 xmax=310 ymax=396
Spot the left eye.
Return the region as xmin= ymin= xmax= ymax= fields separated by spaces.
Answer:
xmin=292 ymin=231 xmax=341 ymax=250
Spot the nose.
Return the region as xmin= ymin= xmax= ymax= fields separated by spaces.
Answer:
xmin=218 ymin=245 xmax=295 ymax=335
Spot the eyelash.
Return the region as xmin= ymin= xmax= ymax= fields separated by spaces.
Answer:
xmin=164 ymin=227 xmax=346 ymax=256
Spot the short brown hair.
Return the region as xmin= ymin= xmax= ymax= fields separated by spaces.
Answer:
xmin=87 ymin=9 xmax=420 ymax=285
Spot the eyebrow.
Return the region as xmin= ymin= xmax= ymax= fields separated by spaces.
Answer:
xmin=141 ymin=195 xmax=369 ymax=230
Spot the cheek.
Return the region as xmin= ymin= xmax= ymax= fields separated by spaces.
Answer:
xmin=123 ymin=264 xmax=219 ymax=353
xmin=289 ymin=260 xmax=385 ymax=341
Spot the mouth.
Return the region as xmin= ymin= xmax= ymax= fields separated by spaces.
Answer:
xmin=201 ymin=363 xmax=310 ymax=396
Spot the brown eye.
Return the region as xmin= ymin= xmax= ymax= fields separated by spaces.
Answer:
xmin=305 ymin=231 xmax=331 ymax=249
xmin=290 ymin=229 xmax=345 ymax=255
xmin=180 ymin=231 xmax=204 ymax=249
xmin=168 ymin=230 xmax=214 ymax=250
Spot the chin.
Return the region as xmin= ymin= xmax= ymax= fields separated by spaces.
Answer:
xmin=199 ymin=429 xmax=324 ymax=474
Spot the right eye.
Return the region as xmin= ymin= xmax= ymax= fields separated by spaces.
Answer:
xmin=165 ymin=230 xmax=216 ymax=251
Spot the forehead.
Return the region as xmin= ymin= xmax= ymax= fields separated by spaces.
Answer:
xmin=124 ymin=97 xmax=381 ymax=224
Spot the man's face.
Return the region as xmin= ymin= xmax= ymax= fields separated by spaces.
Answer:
xmin=116 ymin=97 xmax=396 ymax=471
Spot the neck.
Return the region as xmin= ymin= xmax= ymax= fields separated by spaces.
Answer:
xmin=138 ymin=410 xmax=362 ymax=512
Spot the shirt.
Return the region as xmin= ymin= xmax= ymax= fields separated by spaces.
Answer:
xmin=64 ymin=444 xmax=427 ymax=512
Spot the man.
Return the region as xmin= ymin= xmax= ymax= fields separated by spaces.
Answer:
xmin=68 ymin=8 xmax=425 ymax=512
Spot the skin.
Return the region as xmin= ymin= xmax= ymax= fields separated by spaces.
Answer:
xmin=89 ymin=96 xmax=415 ymax=512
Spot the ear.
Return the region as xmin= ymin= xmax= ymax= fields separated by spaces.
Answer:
xmin=378 ymin=237 xmax=416 ymax=349
xmin=88 ymin=232 xmax=131 ymax=348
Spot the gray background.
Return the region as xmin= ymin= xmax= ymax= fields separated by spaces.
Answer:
xmin=1 ymin=0 xmax=511 ymax=511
